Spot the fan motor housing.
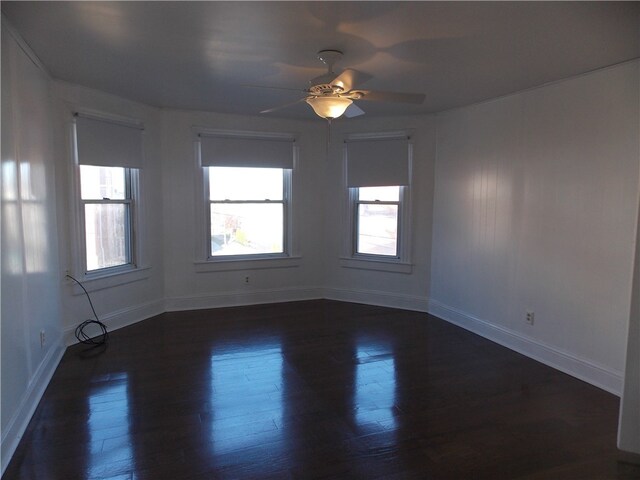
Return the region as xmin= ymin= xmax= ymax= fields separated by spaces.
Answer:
xmin=309 ymin=83 xmax=344 ymax=95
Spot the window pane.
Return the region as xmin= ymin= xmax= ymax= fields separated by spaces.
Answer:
xmin=85 ymin=204 xmax=129 ymax=270
xmin=211 ymin=203 xmax=283 ymax=256
xmin=357 ymin=204 xmax=398 ymax=256
xmin=358 ymin=186 xmax=400 ymax=202
xmin=209 ymin=167 xmax=283 ymax=201
xmin=80 ymin=165 xmax=126 ymax=200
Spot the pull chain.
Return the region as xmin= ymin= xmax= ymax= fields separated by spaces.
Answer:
xmin=326 ymin=118 xmax=332 ymax=157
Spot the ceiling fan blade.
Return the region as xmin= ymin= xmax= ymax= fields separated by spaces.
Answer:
xmin=354 ymin=90 xmax=425 ymax=104
xmin=260 ymin=98 xmax=307 ymax=114
xmin=330 ymin=69 xmax=372 ymax=92
xmin=344 ymin=103 xmax=365 ymax=118
xmin=243 ymin=84 xmax=309 ymax=94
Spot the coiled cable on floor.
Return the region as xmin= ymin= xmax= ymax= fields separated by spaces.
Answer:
xmin=66 ymin=274 xmax=109 ymax=347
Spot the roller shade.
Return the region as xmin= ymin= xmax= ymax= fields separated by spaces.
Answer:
xmin=200 ymin=135 xmax=294 ymax=169
xmin=346 ymin=137 xmax=409 ymax=187
xmin=76 ymin=115 xmax=143 ymax=169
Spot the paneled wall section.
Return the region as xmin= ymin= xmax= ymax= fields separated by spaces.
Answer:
xmin=1 ymin=26 xmax=64 ymax=472
xmin=431 ymin=61 xmax=640 ymax=394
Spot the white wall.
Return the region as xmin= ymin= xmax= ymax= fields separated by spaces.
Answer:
xmin=431 ymin=60 xmax=640 ymax=394
xmin=619 ymin=189 xmax=640 ymax=454
xmin=161 ymin=109 xmax=327 ymax=310
xmin=324 ymin=116 xmax=436 ymax=311
xmin=51 ymin=81 xmax=166 ymax=342
xmin=618 ymin=70 xmax=640 ymax=453
xmin=1 ymin=25 xmax=64 ymax=473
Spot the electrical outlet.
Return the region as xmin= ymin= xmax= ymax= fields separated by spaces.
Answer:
xmin=244 ymin=276 xmax=250 ymax=284
xmin=40 ymin=330 xmax=46 ymax=348
xmin=526 ymin=311 xmax=535 ymax=325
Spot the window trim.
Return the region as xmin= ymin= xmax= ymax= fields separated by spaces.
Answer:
xmin=68 ymin=109 xmax=147 ymax=284
xmin=193 ymin=127 xmax=299 ymax=267
xmin=342 ymin=131 xmax=413 ymax=273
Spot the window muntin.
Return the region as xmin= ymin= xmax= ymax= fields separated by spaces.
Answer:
xmin=80 ymin=165 xmax=134 ymax=272
xmin=207 ymin=166 xmax=288 ymax=258
xmin=355 ymin=186 xmax=401 ymax=257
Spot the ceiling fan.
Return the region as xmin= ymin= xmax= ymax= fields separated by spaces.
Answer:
xmin=252 ymin=50 xmax=426 ymax=121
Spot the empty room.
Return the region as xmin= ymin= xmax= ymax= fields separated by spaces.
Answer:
xmin=2 ymin=2 xmax=639 ymax=479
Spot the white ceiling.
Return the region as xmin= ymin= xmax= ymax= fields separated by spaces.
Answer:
xmin=2 ymin=1 xmax=639 ymax=120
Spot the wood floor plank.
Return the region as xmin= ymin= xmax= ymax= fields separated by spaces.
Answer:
xmin=3 ymin=300 xmax=637 ymax=479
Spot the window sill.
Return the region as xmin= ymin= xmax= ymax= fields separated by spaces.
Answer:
xmin=68 ymin=266 xmax=151 ymax=295
xmin=339 ymin=257 xmax=413 ymax=274
xmin=194 ymin=256 xmax=302 ymax=273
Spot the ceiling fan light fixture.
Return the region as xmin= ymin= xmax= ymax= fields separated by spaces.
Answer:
xmin=306 ymin=96 xmax=352 ymax=120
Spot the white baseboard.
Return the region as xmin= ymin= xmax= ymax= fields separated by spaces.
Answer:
xmin=323 ymin=287 xmax=430 ymax=312
xmin=165 ymin=287 xmax=324 ymax=312
xmin=64 ymin=298 xmax=165 ymax=345
xmin=1 ymin=341 xmax=65 ymax=477
xmin=428 ymin=299 xmax=624 ymax=396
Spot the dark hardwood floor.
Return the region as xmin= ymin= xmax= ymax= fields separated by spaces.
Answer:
xmin=4 ymin=300 xmax=639 ymax=479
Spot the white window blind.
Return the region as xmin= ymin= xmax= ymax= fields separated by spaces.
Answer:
xmin=76 ymin=115 xmax=143 ymax=169
xmin=346 ymin=137 xmax=409 ymax=187
xmin=200 ymin=135 xmax=294 ymax=169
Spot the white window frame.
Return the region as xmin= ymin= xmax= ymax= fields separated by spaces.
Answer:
xmin=352 ymin=185 xmax=404 ymax=259
xmin=68 ymin=109 xmax=147 ymax=288
xmin=203 ymin=166 xmax=292 ymax=260
xmin=79 ymin=166 xmax=137 ymax=273
xmin=193 ymin=128 xmax=300 ymax=272
xmin=341 ymin=131 xmax=413 ymax=274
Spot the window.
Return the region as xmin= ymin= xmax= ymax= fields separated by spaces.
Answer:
xmin=355 ymin=186 xmax=401 ymax=257
xmin=206 ymin=166 xmax=288 ymax=257
xmin=343 ymin=133 xmax=412 ymax=271
xmin=198 ymin=131 xmax=295 ymax=261
xmin=80 ymin=165 xmax=134 ymax=271
xmin=73 ymin=113 xmax=143 ymax=276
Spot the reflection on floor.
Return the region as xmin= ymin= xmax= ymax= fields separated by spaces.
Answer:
xmin=354 ymin=340 xmax=397 ymax=433
xmin=88 ymin=373 xmax=133 ymax=478
xmin=208 ymin=342 xmax=283 ymax=456
xmin=5 ymin=300 xmax=639 ymax=479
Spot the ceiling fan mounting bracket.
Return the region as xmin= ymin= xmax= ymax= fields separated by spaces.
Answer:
xmin=317 ymin=49 xmax=343 ymax=69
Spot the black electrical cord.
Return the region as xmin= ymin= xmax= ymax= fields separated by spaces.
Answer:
xmin=66 ymin=274 xmax=109 ymax=347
